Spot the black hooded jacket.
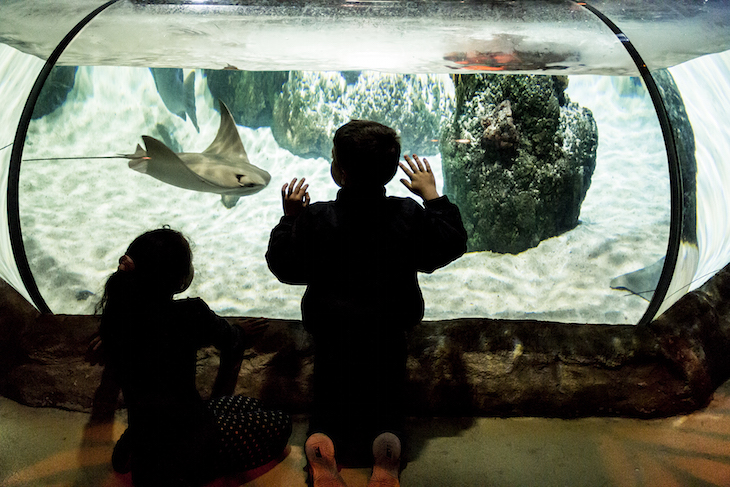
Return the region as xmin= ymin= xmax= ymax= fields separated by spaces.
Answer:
xmin=266 ymin=187 xmax=467 ymax=332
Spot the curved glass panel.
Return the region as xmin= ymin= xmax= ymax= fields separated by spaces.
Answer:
xmin=0 ymin=1 xmax=644 ymax=75
xmin=0 ymin=45 xmax=45 ymax=302
xmin=1 ymin=1 xmax=99 ymax=304
xmin=647 ymin=63 xmax=698 ymax=318
xmin=4 ymin=1 xmax=729 ymax=74
xmin=591 ymin=0 xmax=730 ymax=68
xmin=6 ymin=0 xmax=713 ymax=325
xmin=671 ymin=51 xmax=730 ymax=293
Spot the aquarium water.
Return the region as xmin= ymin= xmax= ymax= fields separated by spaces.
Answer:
xmin=1 ymin=1 xmax=729 ymax=326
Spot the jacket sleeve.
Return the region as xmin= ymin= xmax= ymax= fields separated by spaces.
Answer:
xmin=192 ymin=298 xmax=246 ymax=354
xmin=192 ymin=299 xmax=247 ymax=397
xmin=416 ymin=195 xmax=468 ymax=273
xmin=266 ymin=214 xmax=310 ymax=285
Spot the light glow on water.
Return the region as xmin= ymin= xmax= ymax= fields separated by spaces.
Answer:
xmin=670 ymin=52 xmax=730 ymax=291
xmin=9 ymin=61 xmax=671 ymax=324
xmin=0 ymin=35 xmax=728 ymax=324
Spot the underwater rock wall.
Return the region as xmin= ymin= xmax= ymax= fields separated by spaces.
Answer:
xmin=202 ymin=69 xmax=455 ymax=160
xmin=272 ymin=71 xmax=350 ymax=159
xmin=271 ymin=71 xmax=454 ymax=159
xmin=31 ymin=65 xmax=77 ymax=119
xmin=4 ymin=263 xmax=730 ymax=418
xmin=441 ymin=74 xmax=598 ymax=254
xmin=204 ymin=70 xmax=288 ymax=128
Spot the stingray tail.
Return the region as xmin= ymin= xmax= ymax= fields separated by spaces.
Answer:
xmin=121 ymin=144 xmax=149 ymax=172
xmin=184 ymin=71 xmax=199 ymax=132
xmin=121 ymin=144 xmax=147 ymax=159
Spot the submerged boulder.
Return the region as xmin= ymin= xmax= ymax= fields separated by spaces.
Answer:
xmin=31 ymin=65 xmax=77 ymax=119
xmin=347 ymin=73 xmax=453 ymax=156
xmin=204 ymin=69 xmax=288 ymax=128
xmin=271 ymin=71 xmax=454 ymax=159
xmin=271 ymin=71 xmax=350 ymax=159
xmin=441 ymin=74 xmax=598 ymax=254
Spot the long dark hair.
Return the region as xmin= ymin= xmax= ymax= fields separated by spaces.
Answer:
xmin=98 ymin=228 xmax=193 ymax=326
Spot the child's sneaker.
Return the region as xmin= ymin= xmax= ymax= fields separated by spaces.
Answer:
xmin=367 ymin=432 xmax=401 ymax=487
xmin=305 ymin=433 xmax=348 ymax=487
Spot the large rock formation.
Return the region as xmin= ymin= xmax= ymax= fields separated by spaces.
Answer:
xmin=346 ymin=73 xmax=453 ymax=157
xmin=31 ymin=65 xmax=77 ymax=119
xmin=271 ymin=71 xmax=454 ymax=159
xmin=271 ymin=71 xmax=350 ymax=159
xmin=204 ymin=69 xmax=288 ymax=128
xmin=4 ymin=262 xmax=730 ymax=418
xmin=441 ymin=74 xmax=598 ymax=254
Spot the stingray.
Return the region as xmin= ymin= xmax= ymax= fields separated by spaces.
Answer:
xmin=610 ymin=257 xmax=665 ymax=301
xmin=123 ymin=100 xmax=271 ymax=208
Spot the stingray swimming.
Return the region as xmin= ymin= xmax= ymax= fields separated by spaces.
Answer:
xmin=123 ymin=100 xmax=271 ymax=208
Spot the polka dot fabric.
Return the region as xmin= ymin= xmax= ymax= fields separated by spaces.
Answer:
xmin=206 ymin=395 xmax=292 ymax=472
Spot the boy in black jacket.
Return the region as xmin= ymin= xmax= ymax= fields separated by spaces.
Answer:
xmin=267 ymin=120 xmax=466 ymax=487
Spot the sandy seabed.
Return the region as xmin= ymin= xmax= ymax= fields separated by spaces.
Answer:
xmin=17 ymin=66 xmax=674 ymax=324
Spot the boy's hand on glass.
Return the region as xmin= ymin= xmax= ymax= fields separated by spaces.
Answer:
xmin=282 ymin=177 xmax=310 ymax=217
xmin=400 ymin=154 xmax=440 ymax=202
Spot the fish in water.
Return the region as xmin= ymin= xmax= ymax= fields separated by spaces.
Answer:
xmin=150 ymin=67 xmax=199 ymax=132
xmin=610 ymin=257 xmax=665 ymax=301
xmin=443 ymin=34 xmax=575 ymax=72
xmin=123 ymin=100 xmax=271 ymax=209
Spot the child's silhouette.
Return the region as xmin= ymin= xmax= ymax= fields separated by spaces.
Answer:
xmin=98 ymin=228 xmax=291 ymax=486
xmin=267 ymin=120 xmax=467 ymax=487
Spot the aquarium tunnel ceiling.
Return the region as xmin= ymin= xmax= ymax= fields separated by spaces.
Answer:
xmin=1 ymin=0 xmax=730 ymax=326
xmin=0 ymin=0 xmax=729 ymax=73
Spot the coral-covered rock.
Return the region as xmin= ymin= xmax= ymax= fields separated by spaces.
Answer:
xmin=481 ymin=99 xmax=519 ymax=151
xmin=31 ymin=66 xmax=77 ymax=119
xmin=347 ymin=73 xmax=453 ymax=156
xmin=271 ymin=71 xmax=454 ymax=159
xmin=271 ymin=71 xmax=350 ymax=159
xmin=441 ymin=74 xmax=598 ymax=254
xmin=204 ymin=69 xmax=288 ymax=128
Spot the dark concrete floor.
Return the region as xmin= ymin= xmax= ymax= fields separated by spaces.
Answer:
xmin=3 ymin=380 xmax=730 ymax=486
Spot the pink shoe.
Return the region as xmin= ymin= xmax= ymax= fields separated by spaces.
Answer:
xmin=367 ymin=432 xmax=401 ymax=487
xmin=305 ymin=433 xmax=348 ymax=487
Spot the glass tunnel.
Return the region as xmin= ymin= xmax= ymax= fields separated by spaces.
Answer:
xmin=0 ymin=0 xmax=729 ymax=326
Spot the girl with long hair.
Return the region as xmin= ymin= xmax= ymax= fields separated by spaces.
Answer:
xmin=99 ymin=228 xmax=291 ymax=486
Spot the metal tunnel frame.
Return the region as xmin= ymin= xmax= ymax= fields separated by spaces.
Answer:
xmin=6 ymin=0 xmax=684 ymax=324
xmin=573 ymin=1 xmax=683 ymax=325
xmin=6 ymin=0 xmax=121 ymax=314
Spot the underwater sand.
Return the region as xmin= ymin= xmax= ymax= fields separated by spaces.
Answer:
xmin=15 ymin=64 xmax=676 ymax=324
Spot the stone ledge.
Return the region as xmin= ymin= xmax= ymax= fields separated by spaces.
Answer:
xmin=2 ymin=265 xmax=730 ymax=418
